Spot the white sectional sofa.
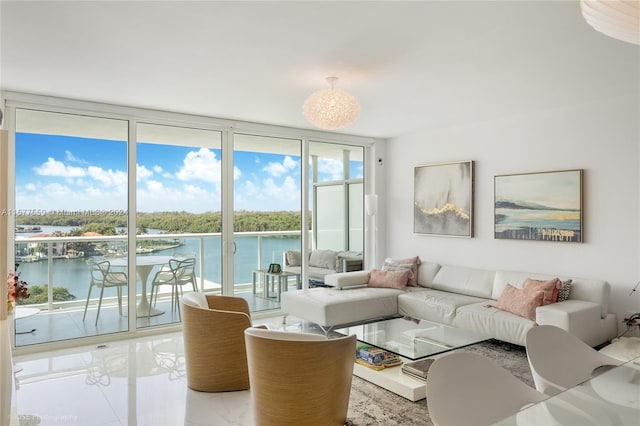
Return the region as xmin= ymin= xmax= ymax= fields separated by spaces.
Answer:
xmin=280 ymin=261 xmax=618 ymax=347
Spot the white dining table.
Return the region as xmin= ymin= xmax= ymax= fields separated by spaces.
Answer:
xmin=493 ymin=355 xmax=640 ymax=425
xmin=109 ymin=255 xmax=175 ymax=318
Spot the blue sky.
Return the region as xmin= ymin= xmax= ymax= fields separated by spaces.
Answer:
xmin=15 ymin=133 xmax=362 ymax=213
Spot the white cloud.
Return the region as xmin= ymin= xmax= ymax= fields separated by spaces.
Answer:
xmin=263 ymin=155 xmax=298 ymax=177
xmin=263 ymin=176 xmax=299 ymax=199
xmin=137 ymin=164 xmax=153 ymax=181
xmin=317 ymin=158 xmax=343 ymax=181
xmin=87 ymin=166 xmax=127 ymax=187
xmin=146 ymin=180 xmax=164 ymax=192
xmin=176 ymin=148 xmax=222 ymax=183
xmin=152 ymin=165 xmax=163 ymax=173
xmin=34 ymin=157 xmax=85 ymax=178
xmin=24 ymin=183 xmax=37 ymax=191
xmin=65 ymin=150 xmax=86 ymax=164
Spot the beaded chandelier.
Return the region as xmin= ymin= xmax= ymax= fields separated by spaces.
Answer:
xmin=303 ymin=77 xmax=360 ymax=130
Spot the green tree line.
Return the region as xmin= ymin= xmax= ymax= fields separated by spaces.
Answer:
xmin=16 ymin=211 xmax=310 ymax=234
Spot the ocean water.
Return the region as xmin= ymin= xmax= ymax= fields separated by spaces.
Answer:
xmin=494 ymin=208 xmax=581 ymax=232
xmin=15 ymin=228 xmax=301 ymax=300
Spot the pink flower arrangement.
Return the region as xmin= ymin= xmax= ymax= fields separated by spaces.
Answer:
xmin=7 ymin=268 xmax=30 ymax=306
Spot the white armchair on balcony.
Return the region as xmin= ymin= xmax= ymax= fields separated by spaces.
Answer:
xmin=149 ymin=257 xmax=197 ymax=319
xmin=82 ymin=258 xmax=128 ymax=326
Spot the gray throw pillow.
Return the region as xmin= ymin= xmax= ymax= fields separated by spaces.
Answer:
xmin=557 ymin=279 xmax=572 ymax=302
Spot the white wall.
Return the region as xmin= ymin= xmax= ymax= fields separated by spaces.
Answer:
xmin=385 ymin=93 xmax=639 ymax=336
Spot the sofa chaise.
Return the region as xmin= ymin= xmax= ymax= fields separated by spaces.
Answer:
xmin=280 ymin=261 xmax=618 ymax=347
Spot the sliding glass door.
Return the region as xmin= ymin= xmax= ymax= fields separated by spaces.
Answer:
xmin=13 ymin=108 xmax=130 ymax=345
xmin=136 ymin=123 xmax=223 ymax=327
xmin=6 ymin=94 xmax=372 ymax=349
xmin=232 ymin=133 xmax=302 ymax=311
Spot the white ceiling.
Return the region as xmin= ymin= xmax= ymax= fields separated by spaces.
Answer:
xmin=1 ymin=1 xmax=638 ymax=139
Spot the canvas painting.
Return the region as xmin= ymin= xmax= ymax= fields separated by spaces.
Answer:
xmin=414 ymin=161 xmax=473 ymax=237
xmin=494 ymin=169 xmax=582 ymax=242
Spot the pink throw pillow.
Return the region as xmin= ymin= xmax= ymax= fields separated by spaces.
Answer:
xmin=368 ymin=268 xmax=410 ymax=290
xmin=523 ymin=278 xmax=561 ymax=305
xmin=382 ymin=256 xmax=420 ymax=287
xmin=495 ymin=284 xmax=545 ymax=322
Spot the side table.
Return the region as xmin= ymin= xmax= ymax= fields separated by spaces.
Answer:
xmin=252 ymin=270 xmax=301 ymax=301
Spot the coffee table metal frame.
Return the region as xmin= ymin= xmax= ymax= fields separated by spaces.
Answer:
xmin=334 ymin=316 xmax=490 ymax=401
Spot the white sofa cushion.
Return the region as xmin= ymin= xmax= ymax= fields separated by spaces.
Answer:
xmin=309 ymin=249 xmax=338 ymax=269
xmin=281 ymin=287 xmax=401 ymax=327
xmin=181 ymin=291 xmax=208 ymax=308
xmin=398 ymin=288 xmax=487 ymax=325
xmin=492 ymin=270 xmax=611 ymax=318
xmin=431 ymin=265 xmax=495 ymax=299
xmin=325 ymin=270 xmax=369 ymax=289
xmin=417 ymin=261 xmax=441 ymax=287
xmin=453 ymin=302 xmax=535 ymax=346
xmin=535 ymin=299 xmax=618 ymax=347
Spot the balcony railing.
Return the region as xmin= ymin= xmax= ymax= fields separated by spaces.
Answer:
xmin=14 ymin=230 xmax=302 ymax=313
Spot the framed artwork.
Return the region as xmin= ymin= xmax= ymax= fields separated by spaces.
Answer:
xmin=494 ymin=169 xmax=583 ymax=242
xmin=413 ymin=161 xmax=474 ymax=237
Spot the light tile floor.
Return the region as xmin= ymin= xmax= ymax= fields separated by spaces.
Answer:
xmin=13 ymin=315 xmax=314 ymax=426
xmin=13 ymin=291 xmax=284 ymax=348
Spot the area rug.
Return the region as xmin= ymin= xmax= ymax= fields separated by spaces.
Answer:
xmin=345 ymin=339 xmax=533 ymax=426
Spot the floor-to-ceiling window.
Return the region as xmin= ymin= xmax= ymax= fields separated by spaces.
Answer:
xmin=309 ymin=142 xmax=364 ymax=252
xmin=136 ymin=123 xmax=223 ymax=327
xmin=232 ymin=133 xmax=302 ymax=311
xmin=13 ymin=108 xmax=130 ymax=345
xmin=5 ymin=94 xmax=373 ymax=349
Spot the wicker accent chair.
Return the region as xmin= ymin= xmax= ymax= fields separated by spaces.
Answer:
xmin=181 ymin=292 xmax=254 ymax=392
xmin=244 ymin=328 xmax=357 ymax=426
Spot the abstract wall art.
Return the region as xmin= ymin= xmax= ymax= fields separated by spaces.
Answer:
xmin=414 ymin=161 xmax=473 ymax=237
xmin=494 ymin=169 xmax=583 ymax=242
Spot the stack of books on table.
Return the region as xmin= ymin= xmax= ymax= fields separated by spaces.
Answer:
xmin=401 ymin=358 xmax=434 ymax=382
xmin=355 ymin=345 xmax=403 ymax=370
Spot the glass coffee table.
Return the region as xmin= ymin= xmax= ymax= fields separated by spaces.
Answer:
xmin=334 ymin=316 xmax=490 ymax=400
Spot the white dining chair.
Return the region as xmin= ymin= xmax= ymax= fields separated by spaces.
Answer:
xmin=525 ymin=325 xmax=623 ymax=396
xmin=426 ymin=352 xmax=547 ymax=426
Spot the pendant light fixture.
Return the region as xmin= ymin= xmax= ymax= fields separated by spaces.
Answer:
xmin=580 ymin=0 xmax=640 ymax=45
xmin=303 ymin=77 xmax=360 ymax=130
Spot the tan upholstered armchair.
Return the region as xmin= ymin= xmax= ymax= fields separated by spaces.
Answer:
xmin=244 ymin=328 xmax=357 ymax=426
xmin=181 ymin=292 xmax=254 ymax=392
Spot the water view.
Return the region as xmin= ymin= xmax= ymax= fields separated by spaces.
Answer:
xmin=15 ymin=226 xmax=301 ymax=302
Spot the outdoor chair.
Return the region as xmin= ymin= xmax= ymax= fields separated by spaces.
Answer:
xmin=82 ymin=258 xmax=128 ymax=326
xmin=244 ymin=328 xmax=357 ymax=426
xmin=149 ymin=257 xmax=197 ymax=318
